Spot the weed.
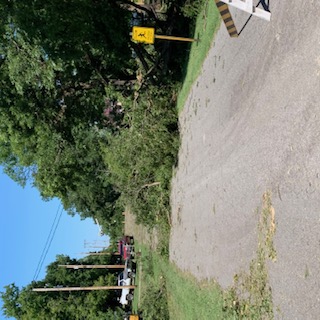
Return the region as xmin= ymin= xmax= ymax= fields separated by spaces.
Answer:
xmin=304 ymin=265 xmax=310 ymax=279
xmin=138 ymin=245 xmax=170 ymax=320
xmin=223 ymin=192 xmax=277 ymax=319
xmin=156 ymin=216 xmax=171 ymax=258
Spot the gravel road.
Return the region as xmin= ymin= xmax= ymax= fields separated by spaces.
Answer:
xmin=169 ymin=1 xmax=320 ymax=319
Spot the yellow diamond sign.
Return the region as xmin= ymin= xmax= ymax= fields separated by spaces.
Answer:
xmin=132 ymin=26 xmax=155 ymax=44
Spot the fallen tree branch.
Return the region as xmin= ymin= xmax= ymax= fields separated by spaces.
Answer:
xmin=137 ymin=181 xmax=161 ymax=194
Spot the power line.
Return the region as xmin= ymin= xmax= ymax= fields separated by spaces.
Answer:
xmin=33 ymin=204 xmax=64 ymax=281
xmin=33 ymin=204 xmax=61 ymax=280
xmin=33 ymin=205 xmax=63 ymax=280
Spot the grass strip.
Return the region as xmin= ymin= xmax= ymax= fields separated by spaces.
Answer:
xmin=134 ymin=243 xmax=225 ymax=319
xmin=177 ymin=0 xmax=221 ymax=112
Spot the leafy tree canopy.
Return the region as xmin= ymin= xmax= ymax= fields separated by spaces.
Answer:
xmin=0 ymin=0 xmax=181 ymax=240
xmin=0 ymin=1 xmax=133 ymax=233
xmin=1 ymin=254 xmax=125 ymax=320
xmin=0 ymin=0 xmax=133 ymax=76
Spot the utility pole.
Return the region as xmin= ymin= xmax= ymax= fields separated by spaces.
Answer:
xmin=58 ymin=264 xmax=125 ymax=269
xmin=33 ymin=285 xmax=136 ymax=292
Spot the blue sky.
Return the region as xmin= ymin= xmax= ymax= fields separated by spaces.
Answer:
xmin=0 ymin=170 xmax=109 ymax=319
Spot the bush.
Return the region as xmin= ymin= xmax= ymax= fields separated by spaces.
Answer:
xmin=140 ymin=282 xmax=169 ymax=320
xmin=102 ymin=85 xmax=179 ymax=228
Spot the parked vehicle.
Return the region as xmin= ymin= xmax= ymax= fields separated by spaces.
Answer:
xmin=118 ymin=236 xmax=134 ymax=260
xmin=122 ymin=235 xmax=134 ymax=245
xmin=118 ymin=260 xmax=135 ymax=306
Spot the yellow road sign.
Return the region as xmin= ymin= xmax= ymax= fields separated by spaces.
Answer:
xmin=132 ymin=26 xmax=155 ymax=44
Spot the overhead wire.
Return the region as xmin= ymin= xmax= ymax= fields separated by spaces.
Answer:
xmin=33 ymin=204 xmax=64 ymax=281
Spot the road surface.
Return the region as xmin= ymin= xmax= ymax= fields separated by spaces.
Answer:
xmin=170 ymin=1 xmax=320 ymax=318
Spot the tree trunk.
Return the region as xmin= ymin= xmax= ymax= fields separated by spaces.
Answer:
xmin=117 ymin=0 xmax=159 ymax=21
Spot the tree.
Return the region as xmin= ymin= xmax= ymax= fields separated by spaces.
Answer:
xmin=0 ymin=0 xmax=182 ymax=239
xmin=0 ymin=20 xmax=123 ymax=234
xmin=102 ymin=86 xmax=179 ymax=226
xmin=1 ymin=255 xmax=125 ymax=319
xmin=1 ymin=0 xmax=134 ymax=80
xmin=1 ymin=284 xmax=22 ymax=319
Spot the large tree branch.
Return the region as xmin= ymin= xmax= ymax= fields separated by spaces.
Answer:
xmin=129 ymin=42 xmax=157 ymax=84
xmin=84 ymin=52 xmax=109 ymax=86
xmin=137 ymin=181 xmax=161 ymax=194
xmin=116 ymin=0 xmax=159 ymax=21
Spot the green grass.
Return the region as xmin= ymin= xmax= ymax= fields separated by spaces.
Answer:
xmin=133 ymin=243 xmax=225 ymax=320
xmin=131 ymin=259 xmax=140 ymax=314
xmin=132 ymin=192 xmax=276 ymax=319
xmin=177 ymin=0 xmax=221 ymax=112
xmin=164 ymin=263 xmax=225 ymax=319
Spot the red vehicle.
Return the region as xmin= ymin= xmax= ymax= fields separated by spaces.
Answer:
xmin=122 ymin=235 xmax=134 ymax=245
xmin=118 ymin=236 xmax=134 ymax=260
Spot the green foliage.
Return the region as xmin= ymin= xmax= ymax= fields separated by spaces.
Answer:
xmin=4 ymin=28 xmax=61 ymax=96
xmin=1 ymin=254 xmax=125 ymax=319
xmin=181 ymin=0 xmax=206 ymax=18
xmin=102 ymin=86 xmax=179 ymax=227
xmin=0 ymin=24 xmax=122 ymax=235
xmin=32 ymin=125 xmax=120 ymax=226
xmin=135 ymin=244 xmax=225 ymax=320
xmin=2 ymin=0 xmax=133 ymax=76
xmin=139 ymin=252 xmax=169 ymax=320
xmin=156 ymin=217 xmax=171 ymax=258
xmin=1 ymin=284 xmax=22 ymax=319
xmin=177 ymin=0 xmax=220 ymax=111
xmin=141 ymin=285 xmax=169 ymax=320
xmin=0 ymin=0 xmax=193 ymax=242
xmin=0 ymin=0 xmax=194 ymax=241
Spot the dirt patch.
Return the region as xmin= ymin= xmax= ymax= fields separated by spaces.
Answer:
xmin=124 ymin=209 xmax=159 ymax=251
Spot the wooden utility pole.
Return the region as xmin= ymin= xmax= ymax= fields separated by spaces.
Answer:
xmin=33 ymin=285 xmax=136 ymax=292
xmin=59 ymin=264 xmax=125 ymax=269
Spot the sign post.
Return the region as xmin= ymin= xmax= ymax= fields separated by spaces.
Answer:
xmin=132 ymin=26 xmax=198 ymax=44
